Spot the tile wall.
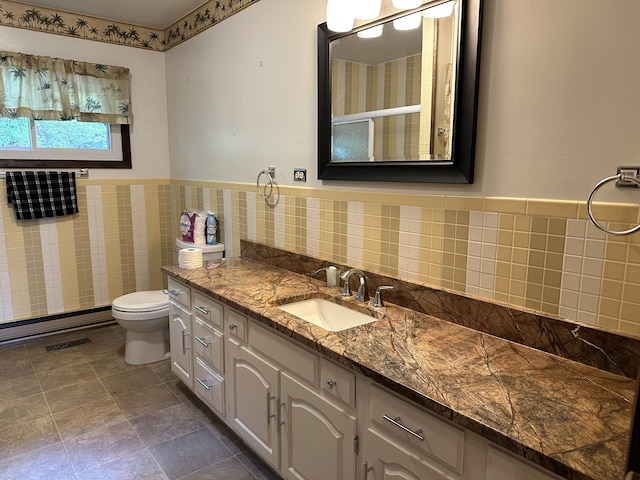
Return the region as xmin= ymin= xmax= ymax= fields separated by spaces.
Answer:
xmin=1 ymin=177 xmax=638 ymax=339
xmin=174 ymin=180 xmax=640 ymax=337
xmin=0 ymin=180 xmax=173 ymax=324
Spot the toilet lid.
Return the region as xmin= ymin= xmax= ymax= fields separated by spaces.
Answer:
xmin=112 ymin=290 xmax=169 ymax=313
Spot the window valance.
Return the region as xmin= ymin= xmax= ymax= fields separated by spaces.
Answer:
xmin=0 ymin=51 xmax=133 ymax=124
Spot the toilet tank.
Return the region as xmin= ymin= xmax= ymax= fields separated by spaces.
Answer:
xmin=175 ymin=238 xmax=225 ymax=262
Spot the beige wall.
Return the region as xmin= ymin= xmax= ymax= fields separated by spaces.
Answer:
xmin=166 ymin=0 xmax=640 ymax=200
xmin=0 ymin=26 xmax=171 ymax=180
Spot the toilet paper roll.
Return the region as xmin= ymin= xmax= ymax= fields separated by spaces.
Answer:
xmin=179 ymin=247 xmax=203 ymax=269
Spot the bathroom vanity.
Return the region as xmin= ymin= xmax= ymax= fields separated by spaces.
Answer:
xmin=163 ymin=248 xmax=635 ymax=480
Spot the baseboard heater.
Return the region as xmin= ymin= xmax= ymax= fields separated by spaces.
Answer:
xmin=0 ymin=306 xmax=114 ymax=344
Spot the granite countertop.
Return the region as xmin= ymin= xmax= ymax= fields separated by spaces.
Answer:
xmin=162 ymin=257 xmax=635 ymax=480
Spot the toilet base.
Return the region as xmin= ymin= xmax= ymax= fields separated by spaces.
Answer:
xmin=124 ymin=328 xmax=168 ymax=365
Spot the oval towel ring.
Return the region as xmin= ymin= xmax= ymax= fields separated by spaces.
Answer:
xmin=587 ymin=173 xmax=640 ymax=236
xmin=257 ymin=169 xmax=274 ymax=200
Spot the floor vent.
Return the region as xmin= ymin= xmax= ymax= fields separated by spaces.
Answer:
xmin=45 ymin=337 xmax=92 ymax=352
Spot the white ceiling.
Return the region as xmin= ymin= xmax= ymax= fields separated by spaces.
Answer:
xmin=21 ymin=0 xmax=208 ymax=29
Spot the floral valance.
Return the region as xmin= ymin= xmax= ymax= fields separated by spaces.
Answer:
xmin=0 ymin=51 xmax=133 ymax=124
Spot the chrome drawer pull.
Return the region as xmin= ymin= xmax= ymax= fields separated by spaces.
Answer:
xmin=194 ymin=305 xmax=209 ymax=315
xmin=228 ymin=323 xmax=237 ymax=331
xmin=195 ymin=336 xmax=210 ymax=347
xmin=196 ymin=378 xmax=211 ymax=391
xmin=166 ymin=288 xmax=181 ymax=297
xmin=363 ymin=461 xmax=374 ymax=479
xmin=382 ymin=415 xmax=424 ymax=441
xmin=267 ymin=393 xmax=277 ymax=426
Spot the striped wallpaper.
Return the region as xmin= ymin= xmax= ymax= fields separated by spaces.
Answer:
xmin=1 ymin=178 xmax=639 ymax=339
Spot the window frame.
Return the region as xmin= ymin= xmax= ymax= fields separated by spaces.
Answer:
xmin=0 ymin=124 xmax=131 ymax=169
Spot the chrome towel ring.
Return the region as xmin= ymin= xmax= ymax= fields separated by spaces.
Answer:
xmin=587 ymin=170 xmax=640 ymax=236
xmin=257 ymin=166 xmax=275 ymax=200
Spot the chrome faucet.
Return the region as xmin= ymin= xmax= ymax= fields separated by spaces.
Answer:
xmin=340 ymin=269 xmax=369 ymax=302
xmin=372 ymin=285 xmax=394 ymax=307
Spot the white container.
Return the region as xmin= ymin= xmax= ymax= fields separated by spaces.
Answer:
xmin=175 ymin=238 xmax=224 ymax=262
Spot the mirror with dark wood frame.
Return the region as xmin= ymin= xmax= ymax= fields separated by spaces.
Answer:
xmin=317 ymin=0 xmax=482 ymax=183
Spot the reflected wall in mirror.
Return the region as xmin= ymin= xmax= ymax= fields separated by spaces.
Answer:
xmin=318 ymin=0 xmax=483 ymax=183
xmin=331 ymin=3 xmax=458 ymax=162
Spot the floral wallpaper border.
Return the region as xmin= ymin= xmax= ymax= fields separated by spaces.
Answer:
xmin=0 ymin=0 xmax=261 ymax=52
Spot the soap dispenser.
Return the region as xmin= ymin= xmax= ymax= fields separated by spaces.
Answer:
xmin=326 ymin=266 xmax=341 ymax=288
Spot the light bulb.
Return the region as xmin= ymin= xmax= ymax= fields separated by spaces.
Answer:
xmin=326 ymin=0 xmax=355 ymax=32
xmin=423 ymin=1 xmax=455 ymax=18
xmin=393 ymin=12 xmax=422 ymax=30
xmin=353 ymin=0 xmax=382 ymax=20
xmin=391 ymin=0 xmax=421 ymax=9
xmin=357 ymin=24 xmax=384 ymax=38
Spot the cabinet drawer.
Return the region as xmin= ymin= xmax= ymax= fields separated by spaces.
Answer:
xmin=486 ymin=446 xmax=561 ymax=480
xmin=320 ymin=358 xmax=355 ymax=408
xmin=193 ymin=291 xmax=223 ymax=330
xmin=226 ymin=308 xmax=248 ymax=343
xmin=369 ymin=385 xmax=465 ymax=474
xmin=194 ymin=356 xmax=225 ymax=418
xmin=193 ymin=316 xmax=224 ymax=373
xmin=167 ymin=278 xmax=191 ymax=310
xmin=250 ymin=322 xmax=317 ymax=385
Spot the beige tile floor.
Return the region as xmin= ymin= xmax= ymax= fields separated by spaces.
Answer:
xmin=0 ymin=324 xmax=280 ymax=480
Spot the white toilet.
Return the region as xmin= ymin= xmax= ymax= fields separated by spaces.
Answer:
xmin=112 ymin=238 xmax=225 ymax=365
xmin=112 ymin=290 xmax=170 ymax=365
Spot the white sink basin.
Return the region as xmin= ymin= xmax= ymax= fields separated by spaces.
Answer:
xmin=278 ymin=298 xmax=377 ymax=332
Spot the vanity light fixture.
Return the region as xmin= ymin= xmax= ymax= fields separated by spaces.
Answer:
xmin=391 ymin=0 xmax=422 ymax=9
xmin=423 ymin=0 xmax=455 ymax=18
xmin=357 ymin=24 xmax=384 ymax=38
xmin=326 ymin=0 xmax=451 ymax=33
xmin=326 ymin=0 xmax=355 ymax=32
xmin=393 ymin=11 xmax=422 ymax=30
xmin=353 ymin=0 xmax=382 ymax=20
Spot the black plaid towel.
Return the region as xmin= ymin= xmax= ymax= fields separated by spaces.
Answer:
xmin=6 ymin=171 xmax=79 ymax=220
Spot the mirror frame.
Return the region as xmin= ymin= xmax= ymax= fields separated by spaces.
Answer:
xmin=318 ymin=0 xmax=483 ymax=183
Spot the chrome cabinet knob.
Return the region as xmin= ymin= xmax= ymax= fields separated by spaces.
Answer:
xmin=326 ymin=379 xmax=337 ymax=389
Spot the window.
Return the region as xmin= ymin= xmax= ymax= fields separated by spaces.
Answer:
xmin=0 ymin=50 xmax=134 ymax=169
xmin=0 ymin=118 xmax=131 ymax=169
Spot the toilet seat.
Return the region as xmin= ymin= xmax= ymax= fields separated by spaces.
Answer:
xmin=112 ymin=290 xmax=169 ymax=314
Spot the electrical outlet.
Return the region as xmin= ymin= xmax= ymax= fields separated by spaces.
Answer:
xmin=294 ymin=168 xmax=307 ymax=182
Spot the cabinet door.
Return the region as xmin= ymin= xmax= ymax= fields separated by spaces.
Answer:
xmin=280 ymin=371 xmax=357 ymax=480
xmin=364 ymin=427 xmax=454 ymax=480
xmin=169 ymin=302 xmax=192 ymax=388
xmin=226 ymin=337 xmax=280 ymax=470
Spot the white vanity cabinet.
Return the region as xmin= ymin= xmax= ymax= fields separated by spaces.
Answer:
xmin=191 ymin=291 xmax=225 ymax=417
xmin=361 ymin=382 xmax=560 ymax=480
xmin=226 ymin=336 xmax=280 ymax=468
xmin=168 ymin=278 xmax=192 ymax=388
xmin=168 ymin=279 xmax=226 ymax=416
xmin=166 ymin=276 xmax=567 ymax=480
xmin=225 ymin=307 xmax=358 ymax=479
xmin=280 ymin=370 xmax=357 ymax=480
xmin=362 ymin=383 xmax=467 ymax=480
